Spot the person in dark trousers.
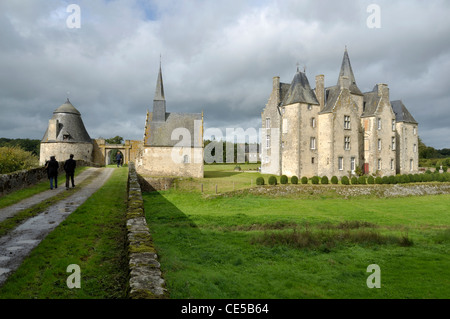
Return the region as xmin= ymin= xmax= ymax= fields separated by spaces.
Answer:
xmin=116 ymin=152 xmax=123 ymax=167
xmin=64 ymin=154 xmax=77 ymax=190
xmin=46 ymin=156 xmax=59 ymax=190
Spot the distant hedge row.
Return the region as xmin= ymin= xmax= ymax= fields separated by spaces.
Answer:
xmin=256 ymin=172 xmax=450 ymax=186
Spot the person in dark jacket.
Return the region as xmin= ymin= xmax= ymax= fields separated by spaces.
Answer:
xmin=46 ymin=156 xmax=59 ymax=190
xmin=116 ymin=152 xmax=123 ymax=167
xmin=64 ymin=154 xmax=77 ymax=190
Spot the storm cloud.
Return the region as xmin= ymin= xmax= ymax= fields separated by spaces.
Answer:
xmin=0 ymin=0 xmax=449 ymax=148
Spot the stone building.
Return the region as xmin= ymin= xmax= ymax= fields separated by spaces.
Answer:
xmin=40 ymin=98 xmax=93 ymax=165
xmin=136 ymin=63 xmax=204 ymax=178
xmin=261 ymin=48 xmax=419 ymax=178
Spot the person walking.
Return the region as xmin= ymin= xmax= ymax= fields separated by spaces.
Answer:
xmin=116 ymin=152 xmax=123 ymax=168
xmin=46 ymin=156 xmax=59 ymax=190
xmin=64 ymin=154 xmax=77 ymax=190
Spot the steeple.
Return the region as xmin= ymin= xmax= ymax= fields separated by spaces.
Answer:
xmin=337 ymin=47 xmax=363 ymax=95
xmin=152 ymin=61 xmax=166 ymax=122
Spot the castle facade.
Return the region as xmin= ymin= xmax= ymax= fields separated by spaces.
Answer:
xmin=261 ymin=49 xmax=419 ymax=178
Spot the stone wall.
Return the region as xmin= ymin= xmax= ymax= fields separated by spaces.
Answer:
xmin=39 ymin=142 xmax=93 ymax=166
xmin=126 ymin=162 xmax=167 ymax=299
xmin=0 ymin=160 xmax=98 ymax=196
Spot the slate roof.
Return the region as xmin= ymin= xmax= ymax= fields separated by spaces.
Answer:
xmin=282 ymin=71 xmax=319 ymax=106
xmin=337 ymin=49 xmax=363 ymax=96
xmin=41 ymin=99 xmax=92 ymax=143
xmin=361 ymin=86 xmax=381 ymax=117
xmin=145 ymin=112 xmax=202 ymax=147
xmin=391 ymin=100 xmax=418 ymax=124
xmin=319 ymin=85 xmax=341 ymax=114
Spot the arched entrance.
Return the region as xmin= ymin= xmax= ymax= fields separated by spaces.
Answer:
xmin=106 ymin=149 xmax=125 ymax=166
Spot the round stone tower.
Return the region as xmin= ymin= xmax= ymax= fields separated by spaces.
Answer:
xmin=39 ymin=98 xmax=93 ymax=165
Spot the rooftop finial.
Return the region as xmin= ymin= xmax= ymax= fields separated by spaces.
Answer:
xmin=66 ymin=91 xmax=70 ymax=103
xmin=296 ymin=62 xmax=300 ymax=72
xmin=345 ymin=45 xmax=347 ymax=52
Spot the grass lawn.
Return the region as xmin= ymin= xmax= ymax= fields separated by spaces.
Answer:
xmin=0 ymin=167 xmax=129 ymax=299
xmin=142 ymin=166 xmax=450 ymax=298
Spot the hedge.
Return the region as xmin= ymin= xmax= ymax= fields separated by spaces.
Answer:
xmin=280 ymin=175 xmax=288 ymax=184
xmin=301 ymin=176 xmax=308 ymax=184
xmin=291 ymin=176 xmax=298 ymax=184
xmin=268 ymin=176 xmax=277 ymax=185
xmin=311 ymin=176 xmax=320 ymax=184
xmin=321 ymin=176 xmax=329 ymax=184
xmin=256 ymin=177 xmax=264 ymax=186
xmin=341 ymin=176 xmax=349 ymax=185
xmin=331 ymin=176 xmax=338 ymax=184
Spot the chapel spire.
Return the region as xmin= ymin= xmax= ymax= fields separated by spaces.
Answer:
xmin=152 ymin=60 xmax=166 ymax=122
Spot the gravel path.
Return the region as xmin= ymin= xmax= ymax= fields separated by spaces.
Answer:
xmin=0 ymin=167 xmax=100 ymax=223
xmin=0 ymin=167 xmax=114 ymax=287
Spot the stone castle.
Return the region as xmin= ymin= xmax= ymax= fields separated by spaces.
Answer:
xmin=261 ymin=48 xmax=419 ymax=178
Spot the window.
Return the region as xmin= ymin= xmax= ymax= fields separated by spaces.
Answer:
xmin=378 ymin=139 xmax=381 ymax=151
xmin=390 ymin=159 xmax=394 ymax=170
xmin=266 ymin=135 xmax=270 ymax=148
xmin=281 ymin=107 xmax=285 ymax=114
xmin=307 ymin=104 xmax=312 ymax=110
xmin=344 ymin=115 xmax=351 ymax=129
xmin=344 ymin=136 xmax=350 ymax=150
xmin=392 ymin=119 xmax=395 ymax=131
xmin=265 ymin=117 xmax=270 ymax=129
xmin=281 ymin=141 xmax=285 ymax=148
xmin=311 ymin=157 xmax=315 ymax=164
xmin=338 ymin=157 xmax=344 ymax=170
xmin=351 ymin=157 xmax=355 ymax=172
xmin=282 ymin=118 xmax=288 ymax=134
xmin=414 ymin=144 xmax=417 ymax=153
xmin=183 ymin=155 xmax=190 ymax=164
xmin=310 ymin=137 xmax=316 ymax=150
xmin=410 ymin=159 xmax=414 ymax=171
xmin=377 ymin=118 xmax=382 ymax=130
xmin=413 ymin=127 xmax=417 ymax=135
xmin=392 ymin=137 xmax=396 ymax=150
xmin=311 ymin=117 xmax=316 ymax=128
xmin=378 ymin=159 xmax=382 ymax=170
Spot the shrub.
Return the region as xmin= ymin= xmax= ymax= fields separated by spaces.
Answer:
xmin=382 ymin=176 xmax=389 ymax=184
xmin=0 ymin=146 xmax=39 ymax=174
xmin=280 ymin=175 xmax=288 ymax=184
xmin=341 ymin=176 xmax=349 ymax=185
xmin=331 ymin=176 xmax=338 ymax=184
xmin=423 ymin=173 xmax=432 ymax=182
xmin=413 ymin=174 xmax=420 ymax=183
xmin=367 ymin=176 xmax=374 ymax=184
xmin=394 ymin=175 xmax=402 ymax=184
xmin=358 ymin=176 xmax=366 ymax=185
xmin=443 ymin=166 xmax=448 ymax=173
xmin=268 ymin=176 xmax=277 ymax=185
xmin=425 ymin=169 xmax=432 ymax=174
xmin=301 ymin=176 xmax=308 ymax=184
xmin=375 ymin=176 xmax=382 ymax=184
xmin=256 ymin=177 xmax=265 ymax=186
xmin=388 ymin=175 xmax=396 ymax=184
xmin=321 ymin=176 xmax=329 ymax=184
xmin=291 ymin=176 xmax=298 ymax=184
xmin=311 ymin=176 xmax=319 ymax=184
xmin=351 ymin=176 xmax=358 ymax=185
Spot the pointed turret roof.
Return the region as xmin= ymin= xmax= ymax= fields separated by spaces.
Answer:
xmin=53 ymin=98 xmax=81 ymax=115
xmin=154 ymin=63 xmax=165 ymax=101
xmin=282 ymin=70 xmax=319 ymax=106
xmin=337 ymin=48 xmax=363 ymax=96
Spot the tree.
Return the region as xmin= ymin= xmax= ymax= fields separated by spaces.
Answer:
xmin=105 ymin=136 xmax=124 ymax=144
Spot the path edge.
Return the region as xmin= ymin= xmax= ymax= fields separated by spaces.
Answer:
xmin=126 ymin=162 xmax=168 ymax=299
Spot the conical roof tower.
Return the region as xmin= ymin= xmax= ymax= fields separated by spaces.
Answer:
xmin=337 ymin=48 xmax=363 ymax=96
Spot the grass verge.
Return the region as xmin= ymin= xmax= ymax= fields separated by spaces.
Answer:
xmin=0 ymin=167 xmax=129 ymax=298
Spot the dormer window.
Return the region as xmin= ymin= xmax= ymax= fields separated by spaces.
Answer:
xmin=63 ymin=133 xmax=71 ymax=141
xmin=307 ymin=104 xmax=312 ymax=110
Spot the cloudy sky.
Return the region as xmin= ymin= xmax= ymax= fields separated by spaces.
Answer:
xmin=0 ymin=0 xmax=449 ymax=149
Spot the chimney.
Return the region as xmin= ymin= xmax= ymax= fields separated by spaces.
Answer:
xmin=376 ymin=83 xmax=389 ymax=98
xmin=273 ymin=76 xmax=280 ymax=103
xmin=315 ymin=74 xmax=324 ymax=107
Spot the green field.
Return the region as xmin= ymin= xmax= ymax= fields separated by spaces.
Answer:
xmin=143 ymin=164 xmax=450 ymax=299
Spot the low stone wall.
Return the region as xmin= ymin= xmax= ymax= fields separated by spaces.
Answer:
xmin=126 ymin=162 xmax=167 ymax=299
xmin=0 ymin=160 xmax=99 ymax=196
xmin=136 ymin=175 xmax=175 ymax=192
